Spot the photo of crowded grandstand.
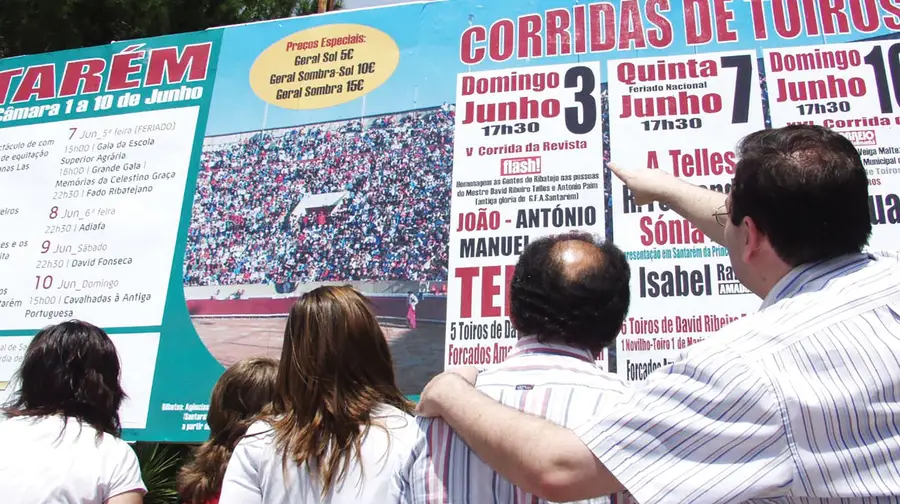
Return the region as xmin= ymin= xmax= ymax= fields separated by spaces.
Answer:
xmin=182 ymin=106 xmax=454 ymax=394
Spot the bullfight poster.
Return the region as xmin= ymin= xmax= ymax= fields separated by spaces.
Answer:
xmin=1 ymin=0 xmax=900 ymax=441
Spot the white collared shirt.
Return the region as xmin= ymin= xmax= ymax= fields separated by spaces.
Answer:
xmin=0 ymin=415 xmax=145 ymax=503
xmin=577 ymin=251 xmax=900 ymax=503
xmin=220 ymin=404 xmax=418 ymax=504
xmin=392 ymin=337 xmax=635 ymax=504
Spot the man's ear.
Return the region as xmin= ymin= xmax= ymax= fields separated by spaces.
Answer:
xmin=741 ymin=216 xmax=762 ymax=264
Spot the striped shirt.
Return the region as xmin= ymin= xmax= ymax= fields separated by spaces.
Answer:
xmin=391 ymin=337 xmax=635 ymax=504
xmin=577 ymin=251 xmax=900 ymax=504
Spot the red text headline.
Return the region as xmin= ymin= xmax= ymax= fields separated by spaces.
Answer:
xmin=459 ymin=0 xmax=900 ymax=65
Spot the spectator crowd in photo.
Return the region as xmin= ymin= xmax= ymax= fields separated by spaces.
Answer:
xmin=181 ymin=97 xmax=629 ymax=291
xmin=182 ymin=107 xmax=455 ymax=289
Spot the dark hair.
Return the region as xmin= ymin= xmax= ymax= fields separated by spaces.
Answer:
xmin=178 ymin=357 xmax=278 ymax=504
xmin=509 ymin=232 xmax=630 ymax=351
xmin=731 ymin=124 xmax=871 ymax=266
xmin=2 ymin=320 xmax=125 ymax=438
xmin=270 ymin=285 xmax=413 ymax=497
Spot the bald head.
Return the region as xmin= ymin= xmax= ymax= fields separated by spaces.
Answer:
xmin=509 ymin=232 xmax=631 ymax=351
xmin=551 ymin=238 xmax=606 ymax=283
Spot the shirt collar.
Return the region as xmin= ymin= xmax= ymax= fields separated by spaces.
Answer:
xmin=760 ymin=252 xmax=872 ymax=310
xmin=505 ymin=336 xmax=597 ymax=364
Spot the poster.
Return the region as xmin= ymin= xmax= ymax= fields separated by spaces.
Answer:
xmin=0 ymin=31 xmax=221 ymax=439
xmin=606 ymin=50 xmax=765 ymax=382
xmin=1 ymin=0 xmax=899 ymax=441
xmin=446 ymin=62 xmax=608 ymax=370
xmin=762 ymin=40 xmax=900 ymax=251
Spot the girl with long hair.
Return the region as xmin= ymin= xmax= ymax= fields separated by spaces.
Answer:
xmin=178 ymin=357 xmax=278 ymax=504
xmin=219 ymin=285 xmax=417 ymax=503
xmin=0 ymin=320 xmax=145 ymax=503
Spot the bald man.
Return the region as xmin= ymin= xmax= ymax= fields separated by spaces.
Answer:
xmin=390 ymin=232 xmax=636 ymax=504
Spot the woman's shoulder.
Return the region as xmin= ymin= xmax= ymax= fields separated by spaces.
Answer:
xmin=373 ymin=403 xmax=413 ymax=420
xmin=372 ymin=404 xmax=419 ymax=442
xmin=239 ymin=419 xmax=277 ymax=444
xmin=245 ymin=419 xmax=274 ymax=435
xmin=84 ymin=426 xmax=138 ymax=461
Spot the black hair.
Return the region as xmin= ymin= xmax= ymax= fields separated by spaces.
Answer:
xmin=509 ymin=232 xmax=630 ymax=351
xmin=731 ymin=124 xmax=871 ymax=266
xmin=2 ymin=320 xmax=126 ymax=438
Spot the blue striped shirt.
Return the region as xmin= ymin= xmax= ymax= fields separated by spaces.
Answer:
xmin=576 ymin=251 xmax=900 ymax=503
xmin=392 ymin=337 xmax=635 ymax=504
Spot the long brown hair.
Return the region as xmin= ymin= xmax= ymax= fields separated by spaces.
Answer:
xmin=270 ymin=285 xmax=413 ymax=496
xmin=177 ymin=357 xmax=278 ymax=504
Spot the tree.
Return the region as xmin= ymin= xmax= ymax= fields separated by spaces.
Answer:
xmin=0 ymin=0 xmax=343 ymax=58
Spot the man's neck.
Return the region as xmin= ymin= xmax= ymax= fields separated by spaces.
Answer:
xmin=513 ymin=336 xmax=598 ymax=357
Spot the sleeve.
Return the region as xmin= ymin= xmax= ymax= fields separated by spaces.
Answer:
xmin=574 ymin=347 xmax=794 ymax=504
xmin=388 ymin=460 xmax=411 ymax=504
xmin=105 ymin=441 xmax=146 ymax=499
xmin=388 ymin=417 xmax=430 ymax=504
xmin=219 ymin=438 xmax=263 ymax=504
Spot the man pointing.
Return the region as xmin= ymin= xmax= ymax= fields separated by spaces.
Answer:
xmin=416 ymin=125 xmax=900 ymax=503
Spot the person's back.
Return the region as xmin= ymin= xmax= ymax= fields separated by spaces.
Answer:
xmin=223 ymin=404 xmax=418 ymax=503
xmin=626 ymin=249 xmax=900 ymax=502
xmin=218 ymin=285 xmax=418 ymax=504
xmin=178 ymin=357 xmax=279 ymax=504
xmin=393 ymin=234 xmax=635 ymax=504
xmin=396 ymin=340 xmax=633 ymax=504
xmin=0 ymin=415 xmax=143 ymax=503
xmin=565 ymin=125 xmax=900 ymax=503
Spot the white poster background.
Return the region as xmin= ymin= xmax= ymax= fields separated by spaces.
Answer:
xmin=607 ymin=50 xmax=766 ymax=382
xmin=446 ymin=62 xmax=609 ymax=371
xmin=0 ymin=107 xmax=199 ymax=330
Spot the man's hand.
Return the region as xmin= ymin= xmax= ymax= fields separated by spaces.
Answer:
xmin=608 ymin=161 xmax=676 ymax=206
xmin=416 ymin=366 xmax=479 ymax=417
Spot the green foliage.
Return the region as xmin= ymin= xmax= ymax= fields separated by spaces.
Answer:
xmin=0 ymin=0 xmax=344 ymax=58
xmin=133 ymin=443 xmax=192 ymax=504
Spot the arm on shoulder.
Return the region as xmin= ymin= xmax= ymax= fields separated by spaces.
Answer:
xmin=421 ymin=344 xmax=794 ymax=503
xmin=574 ymin=345 xmax=794 ymax=504
xmin=418 ymin=374 xmax=622 ymax=501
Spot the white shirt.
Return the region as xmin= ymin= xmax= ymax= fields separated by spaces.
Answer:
xmin=577 ymin=251 xmax=900 ymax=503
xmin=392 ymin=337 xmax=636 ymax=504
xmin=0 ymin=414 xmax=146 ymax=503
xmin=220 ymin=404 xmax=418 ymax=504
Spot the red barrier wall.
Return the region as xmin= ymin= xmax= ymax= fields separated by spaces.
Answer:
xmin=186 ymin=295 xmax=448 ymax=322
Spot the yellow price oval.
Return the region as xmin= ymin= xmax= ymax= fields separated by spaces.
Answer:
xmin=249 ymin=24 xmax=400 ymax=110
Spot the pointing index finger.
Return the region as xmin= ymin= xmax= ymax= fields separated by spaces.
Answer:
xmin=608 ymin=162 xmax=625 ymax=178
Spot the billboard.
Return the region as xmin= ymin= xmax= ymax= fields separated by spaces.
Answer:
xmin=1 ymin=0 xmax=898 ymax=441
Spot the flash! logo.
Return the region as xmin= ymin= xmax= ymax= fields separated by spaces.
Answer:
xmin=501 ymin=156 xmax=541 ymax=176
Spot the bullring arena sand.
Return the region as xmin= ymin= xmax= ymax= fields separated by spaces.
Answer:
xmin=192 ymin=317 xmax=446 ymax=395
